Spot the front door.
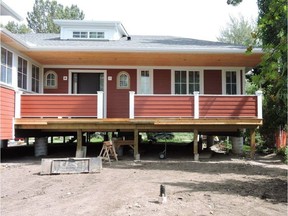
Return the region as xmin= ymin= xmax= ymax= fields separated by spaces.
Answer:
xmin=204 ymin=70 xmax=222 ymax=94
xmin=72 ymin=73 xmax=104 ymax=94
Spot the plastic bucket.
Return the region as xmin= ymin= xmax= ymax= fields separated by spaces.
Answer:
xmin=231 ymin=137 xmax=243 ymax=154
xmin=34 ymin=137 xmax=48 ymax=157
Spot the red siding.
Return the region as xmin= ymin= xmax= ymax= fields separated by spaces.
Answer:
xmin=0 ymin=87 xmax=15 ymax=140
xmin=199 ymin=96 xmax=257 ymax=117
xmin=153 ymin=69 xmax=171 ymax=94
xmin=204 ymin=70 xmax=222 ymax=94
xmin=107 ymin=69 xmax=137 ymax=118
xmin=21 ymin=95 xmax=98 ymax=117
xmin=135 ymin=95 xmax=194 ymax=117
xmin=44 ymin=68 xmax=69 ymax=94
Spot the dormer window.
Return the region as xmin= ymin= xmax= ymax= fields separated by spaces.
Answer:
xmin=73 ymin=31 xmax=88 ymax=39
xmin=89 ymin=32 xmax=104 ymax=39
xmin=54 ymin=20 xmax=129 ymax=41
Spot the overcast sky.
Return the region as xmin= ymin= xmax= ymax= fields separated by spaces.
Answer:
xmin=6 ymin=0 xmax=258 ymax=41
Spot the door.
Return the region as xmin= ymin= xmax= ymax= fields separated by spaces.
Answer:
xmin=204 ymin=70 xmax=222 ymax=94
xmin=72 ymin=73 xmax=104 ymax=94
xmin=138 ymin=69 xmax=153 ymax=94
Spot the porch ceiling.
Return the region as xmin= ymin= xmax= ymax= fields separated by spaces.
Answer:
xmin=22 ymin=51 xmax=262 ymax=67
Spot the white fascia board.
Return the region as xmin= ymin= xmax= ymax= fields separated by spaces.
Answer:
xmin=0 ymin=1 xmax=23 ymax=21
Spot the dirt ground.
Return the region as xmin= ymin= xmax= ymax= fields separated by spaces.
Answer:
xmin=1 ymin=145 xmax=287 ymax=216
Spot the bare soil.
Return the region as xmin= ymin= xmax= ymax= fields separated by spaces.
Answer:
xmin=1 ymin=145 xmax=287 ymax=216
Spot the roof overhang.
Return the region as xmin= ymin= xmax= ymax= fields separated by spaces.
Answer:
xmin=0 ymin=28 xmax=263 ymax=67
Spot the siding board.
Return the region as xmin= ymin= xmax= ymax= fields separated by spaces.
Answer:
xmin=21 ymin=94 xmax=98 ymax=117
xmin=0 ymin=87 xmax=15 ymax=140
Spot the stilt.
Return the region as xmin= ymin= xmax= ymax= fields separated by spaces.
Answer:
xmin=194 ymin=129 xmax=199 ymax=161
xmin=76 ymin=129 xmax=83 ymax=158
xmin=134 ymin=128 xmax=139 ymax=159
xmin=250 ymin=128 xmax=256 ymax=159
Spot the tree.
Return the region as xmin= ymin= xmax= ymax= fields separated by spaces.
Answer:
xmin=228 ymin=0 xmax=287 ymax=147
xmin=3 ymin=21 xmax=31 ymax=34
xmin=217 ymin=15 xmax=257 ymax=46
xmin=253 ymin=0 xmax=287 ymax=146
xmin=27 ymin=0 xmax=85 ymax=33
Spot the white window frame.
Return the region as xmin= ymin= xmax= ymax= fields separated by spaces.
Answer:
xmin=31 ymin=64 xmax=40 ymax=93
xmin=117 ymin=71 xmax=130 ymax=89
xmin=44 ymin=70 xmax=58 ymax=89
xmin=171 ymin=69 xmax=204 ymax=94
xmin=17 ymin=56 xmax=28 ymax=90
xmin=137 ymin=69 xmax=153 ymax=94
xmin=222 ymin=69 xmax=241 ymax=95
xmin=1 ymin=47 xmax=13 ymax=85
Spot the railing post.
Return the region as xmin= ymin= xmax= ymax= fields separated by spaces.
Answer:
xmin=256 ymin=90 xmax=263 ymax=119
xmin=194 ymin=91 xmax=199 ymax=119
xmin=97 ymin=91 xmax=104 ymax=119
xmin=129 ymin=91 xmax=135 ymax=119
xmin=15 ymin=90 xmax=23 ymax=118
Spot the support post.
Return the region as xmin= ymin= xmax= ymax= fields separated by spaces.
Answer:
xmin=97 ymin=91 xmax=104 ymax=119
xmin=134 ymin=128 xmax=139 ymax=159
xmin=194 ymin=91 xmax=199 ymax=119
xmin=15 ymin=90 xmax=23 ymax=118
xmin=193 ymin=129 xmax=199 ymax=161
xmin=76 ymin=129 xmax=83 ymax=158
xmin=256 ymin=90 xmax=263 ymax=119
xmin=129 ymin=91 xmax=135 ymax=119
xmin=250 ymin=128 xmax=256 ymax=159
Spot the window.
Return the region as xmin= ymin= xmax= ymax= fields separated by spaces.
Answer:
xmin=175 ymin=70 xmax=200 ymax=94
xmin=226 ymin=71 xmax=237 ymax=95
xmin=45 ymin=71 xmax=57 ymax=88
xmin=117 ymin=71 xmax=130 ymax=89
xmin=32 ymin=65 xmax=40 ymax=93
xmin=73 ymin=31 xmax=105 ymax=39
xmin=1 ymin=47 xmax=13 ymax=85
xmin=17 ymin=57 xmax=28 ymax=89
xmin=73 ymin=31 xmax=88 ymax=38
xmin=89 ymin=32 xmax=105 ymax=39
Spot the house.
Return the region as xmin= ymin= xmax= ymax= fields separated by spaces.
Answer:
xmin=0 ymin=17 xmax=263 ymax=160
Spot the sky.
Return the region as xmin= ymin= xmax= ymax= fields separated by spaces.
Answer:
xmin=5 ymin=0 xmax=258 ymax=41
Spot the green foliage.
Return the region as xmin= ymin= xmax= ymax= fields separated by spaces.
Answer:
xmin=27 ymin=0 xmax=85 ymax=33
xmin=227 ymin=0 xmax=243 ymax=6
xmin=255 ymin=0 xmax=287 ymax=146
xmin=217 ymin=15 xmax=257 ymax=46
xmin=276 ymin=147 xmax=288 ymax=164
xmin=4 ymin=21 xmax=32 ymax=34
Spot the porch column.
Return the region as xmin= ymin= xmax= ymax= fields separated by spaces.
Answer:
xmin=97 ymin=91 xmax=104 ymax=119
xmin=193 ymin=129 xmax=199 ymax=161
xmin=134 ymin=128 xmax=139 ymax=159
xmin=15 ymin=90 xmax=23 ymax=118
xmin=194 ymin=91 xmax=199 ymax=119
xmin=129 ymin=91 xmax=135 ymax=119
xmin=250 ymin=128 xmax=256 ymax=159
xmin=75 ymin=129 xmax=83 ymax=158
xmin=256 ymin=90 xmax=263 ymax=119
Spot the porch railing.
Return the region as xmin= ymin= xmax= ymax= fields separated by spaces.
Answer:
xmin=130 ymin=91 xmax=263 ymax=119
xmin=16 ymin=91 xmax=104 ymax=118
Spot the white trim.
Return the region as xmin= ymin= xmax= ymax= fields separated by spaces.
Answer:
xmin=256 ymin=90 xmax=263 ymax=119
xmin=68 ymin=69 xmax=107 ymax=118
xmin=117 ymin=71 xmax=130 ymax=89
xmin=44 ymin=70 xmax=58 ymax=89
xmin=171 ymin=69 xmax=204 ymax=94
xmin=97 ymin=91 xmax=104 ymax=119
xmin=194 ymin=91 xmax=199 ymax=119
xmin=137 ymin=68 xmax=154 ymax=94
xmin=14 ymin=90 xmax=22 ymax=118
xmin=129 ymin=91 xmax=135 ymax=119
xmin=221 ymin=69 xmax=241 ymax=95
